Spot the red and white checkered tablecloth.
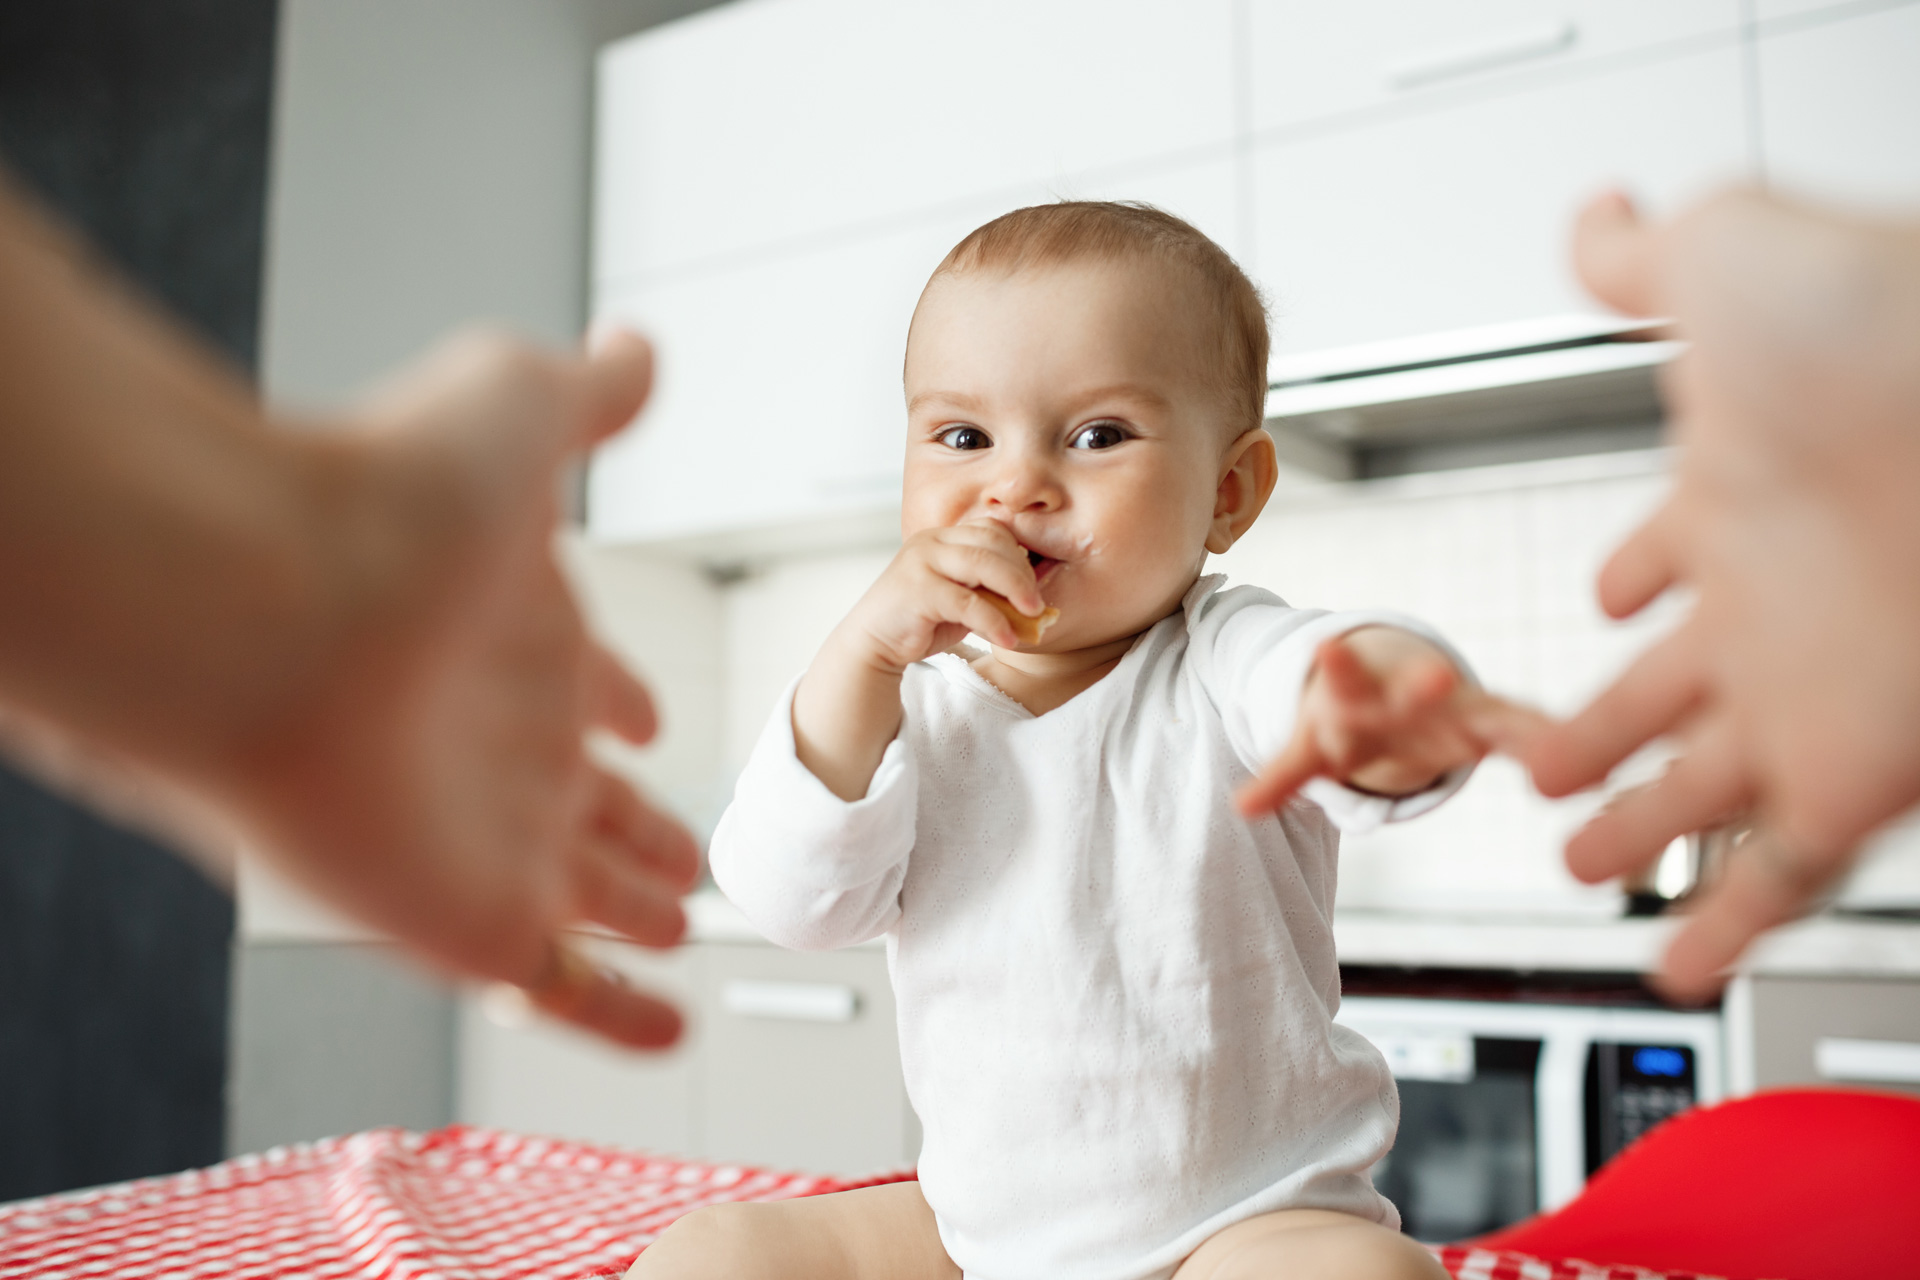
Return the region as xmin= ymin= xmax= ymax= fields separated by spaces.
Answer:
xmin=1430 ymin=1246 xmax=1724 ymax=1280
xmin=0 ymin=1126 xmax=1716 ymax=1280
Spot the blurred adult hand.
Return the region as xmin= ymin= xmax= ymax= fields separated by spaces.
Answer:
xmin=1522 ymin=189 xmax=1920 ymax=1001
xmin=0 ymin=177 xmax=698 ymax=1047
xmin=234 ymin=328 xmax=701 ymax=1047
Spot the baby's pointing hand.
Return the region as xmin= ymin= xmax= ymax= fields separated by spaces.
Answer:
xmin=1235 ymin=628 xmax=1549 ymax=818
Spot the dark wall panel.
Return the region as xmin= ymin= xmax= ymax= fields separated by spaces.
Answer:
xmin=0 ymin=0 xmax=276 ymax=369
xmin=0 ymin=0 xmax=275 ymax=1198
xmin=0 ymin=764 xmax=234 ymax=1200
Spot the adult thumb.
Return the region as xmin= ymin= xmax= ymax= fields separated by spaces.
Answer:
xmin=579 ymin=323 xmax=655 ymax=449
xmin=1571 ymin=190 xmax=1667 ymax=319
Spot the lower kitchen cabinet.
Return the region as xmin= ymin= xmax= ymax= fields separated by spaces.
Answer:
xmin=1727 ymin=973 xmax=1920 ymax=1098
xmin=457 ymin=937 xmax=916 ymax=1178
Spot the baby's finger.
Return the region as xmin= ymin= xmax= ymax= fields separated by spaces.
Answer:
xmin=1315 ymin=637 xmax=1384 ymax=708
xmin=1393 ymin=655 xmax=1459 ymax=718
xmin=1596 ymin=504 xmax=1681 ymax=621
xmin=1236 ymin=729 xmax=1328 ymax=818
xmin=1653 ymin=828 xmax=1839 ymax=1005
xmin=1525 ymin=626 xmax=1706 ymax=798
xmin=1563 ymin=721 xmax=1753 ymax=885
xmin=936 ymin=578 xmax=1027 ymax=648
xmin=1571 ymin=189 xmax=1667 ymax=319
xmin=926 ymin=538 xmax=1043 ymax=616
xmin=1458 ymin=691 xmax=1555 ymax=757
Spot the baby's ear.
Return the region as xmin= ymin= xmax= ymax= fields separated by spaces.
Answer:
xmin=1207 ymin=428 xmax=1278 ymax=554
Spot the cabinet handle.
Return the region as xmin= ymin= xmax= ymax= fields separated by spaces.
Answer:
xmin=1815 ymin=1036 xmax=1920 ymax=1085
xmin=721 ymin=979 xmax=860 ymax=1023
xmin=1384 ymin=21 xmax=1576 ymax=91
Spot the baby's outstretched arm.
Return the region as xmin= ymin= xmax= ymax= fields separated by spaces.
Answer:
xmin=1235 ymin=627 xmax=1547 ymax=817
xmin=794 ymin=519 xmax=1044 ymax=800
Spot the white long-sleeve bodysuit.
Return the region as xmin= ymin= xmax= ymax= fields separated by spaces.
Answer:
xmin=710 ymin=576 xmax=1473 ymax=1280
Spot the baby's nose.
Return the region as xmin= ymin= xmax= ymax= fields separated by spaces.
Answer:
xmin=985 ymin=457 xmax=1062 ymax=511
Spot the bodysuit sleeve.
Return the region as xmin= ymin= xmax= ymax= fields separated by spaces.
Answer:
xmin=707 ymin=678 xmax=916 ymax=949
xmin=1185 ymin=580 xmax=1478 ymax=834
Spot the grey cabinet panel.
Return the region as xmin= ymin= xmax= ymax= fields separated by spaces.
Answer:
xmin=227 ymin=942 xmax=454 ymax=1154
xmin=1745 ymin=976 xmax=1920 ymax=1096
xmin=700 ymin=943 xmax=911 ymax=1177
xmin=457 ymin=940 xmax=700 ymax=1157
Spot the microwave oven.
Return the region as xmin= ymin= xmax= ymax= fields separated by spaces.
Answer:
xmin=1336 ymin=995 xmax=1725 ymax=1242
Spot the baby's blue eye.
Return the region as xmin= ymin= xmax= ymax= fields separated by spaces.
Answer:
xmin=1070 ymin=421 xmax=1129 ymax=450
xmin=937 ymin=424 xmax=990 ymax=451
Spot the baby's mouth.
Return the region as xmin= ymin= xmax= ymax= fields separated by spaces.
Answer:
xmin=1025 ymin=546 xmax=1063 ymax=584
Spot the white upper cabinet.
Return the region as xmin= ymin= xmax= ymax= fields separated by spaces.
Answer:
xmin=1251 ymin=47 xmax=1751 ymax=356
xmin=594 ymin=0 xmax=1238 ymax=289
xmin=589 ymin=158 xmax=1238 ymax=544
xmin=1246 ymin=1 xmax=1742 ymax=133
xmin=1756 ymin=2 xmax=1920 ymax=211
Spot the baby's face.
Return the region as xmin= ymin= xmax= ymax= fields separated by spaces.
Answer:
xmin=902 ymin=259 xmax=1237 ymax=651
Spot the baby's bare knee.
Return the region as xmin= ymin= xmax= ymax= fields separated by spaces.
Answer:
xmin=1185 ymin=1213 xmax=1447 ymax=1280
xmin=625 ymin=1202 xmax=788 ymax=1280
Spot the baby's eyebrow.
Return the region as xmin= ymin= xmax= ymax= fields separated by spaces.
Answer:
xmin=1065 ymin=383 xmax=1172 ymax=413
xmin=907 ymin=389 xmax=986 ymax=416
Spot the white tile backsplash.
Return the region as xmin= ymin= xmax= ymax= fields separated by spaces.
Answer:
xmin=1212 ymin=450 xmax=1679 ymax=914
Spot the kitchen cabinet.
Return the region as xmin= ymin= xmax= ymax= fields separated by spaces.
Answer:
xmin=587 ymin=157 xmax=1238 ymax=546
xmin=457 ymin=939 xmax=703 ymax=1158
xmin=700 ymin=942 xmax=914 ymax=1174
xmin=594 ymin=0 xmax=1238 ymax=289
xmin=1250 ymin=47 xmax=1750 ymax=355
xmin=1726 ymin=974 xmax=1920 ymax=1098
xmin=1756 ymin=2 xmax=1920 ymax=210
xmin=457 ymin=937 xmax=915 ymax=1177
xmin=1245 ymin=1 xmax=1742 ymax=134
xmin=1756 ymin=0 xmax=1915 ymax=21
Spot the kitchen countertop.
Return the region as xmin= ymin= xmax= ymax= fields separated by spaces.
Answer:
xmin=684 ymin=889 xmax=1920 ymax=980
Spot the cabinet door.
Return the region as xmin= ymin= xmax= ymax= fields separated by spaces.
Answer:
xmin=700 ymin=942 xmax=912 ymax=1176
xmin=1757 ymin=3 xmax=1920 ymax=211
xmin=456 ymin=938 xmax=702 ymax=1156
xmin=1246 ymin=1 xmax=1741 ymax=133
xmin=1250 ymin=47 xmax=1749 ymax=356
xmin=587 ymin=157 xmax=1239 ymax=545
xmin=595 ymin=0 xmax=1237 ymax=289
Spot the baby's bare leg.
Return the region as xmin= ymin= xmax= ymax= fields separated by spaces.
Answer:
xmin=625 ymin=1181 xmax=957 ymax=1280
xmin=1173 ymin=1208 xmax=1447 ymax=1280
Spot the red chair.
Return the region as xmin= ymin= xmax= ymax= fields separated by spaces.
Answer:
xmin=1471 ymin=1088 xmax=1920 ymax=1280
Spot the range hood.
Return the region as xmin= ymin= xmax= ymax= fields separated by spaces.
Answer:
xmin=1264 ymin=316 xmax=1681 ymax=480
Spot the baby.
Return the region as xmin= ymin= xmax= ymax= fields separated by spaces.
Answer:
xmin=632 ymin=203 xmax=1534 ymax=1280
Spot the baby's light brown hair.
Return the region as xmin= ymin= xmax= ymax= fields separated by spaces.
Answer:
xmin=912 ymin=201 xmax=1271 ymax=438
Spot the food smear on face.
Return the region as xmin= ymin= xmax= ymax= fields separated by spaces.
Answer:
xmin=976 ymin=588 xmax=1061 ymax=646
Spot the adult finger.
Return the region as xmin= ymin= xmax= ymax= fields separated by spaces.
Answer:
xmin=1236 ymin=727 xmax=1329 ymax=818
xmin=1525 ymin=626 xmax=1706 ymax=798
xmin=1563 ymin=719 xmax=1754 ymax=885
xmin=577 ymin=325 xmax=656 ymax=448
xmin=588 ymin=642 xmax=658 ymax=745
xmin=574 ymin=833 xmax=690 ymax=947
xmin=1596 ymin=505 xmax=1681 ymax=621
xmin=1571 ymin=190 xmax=1668 ymax=318
xmin=525 ymin=939 xmax=684 ymax=1049
xmin=593 ymin=767 xmax=702 ymax=890
xmin=1653 ymin=828 xmax=1840 ymax=1004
